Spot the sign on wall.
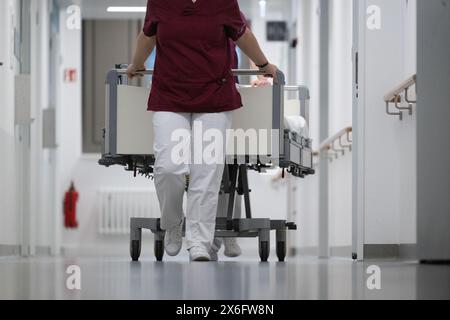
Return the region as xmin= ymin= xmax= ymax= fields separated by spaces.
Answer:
xmin=266 ymin=21 xmax=288 ymax=41
xmin=64 ymin=68 xmax=77 ymax=83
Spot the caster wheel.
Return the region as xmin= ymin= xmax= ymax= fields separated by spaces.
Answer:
xmin=259 ymin=241 xmax=270 ymax=262
xmin=276 ymin=242 xmax=286 ymax=262
xmin=154 ymin=240 xmax=164 ymax=262
xmin=130 ymin=240 xmax=141 ymax=261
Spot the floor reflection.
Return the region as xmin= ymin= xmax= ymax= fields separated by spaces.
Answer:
xmin=0 ymin=256 xmax=448 ymax=300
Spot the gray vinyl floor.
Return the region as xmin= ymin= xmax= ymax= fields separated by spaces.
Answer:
xmin=0 ymin=254 xmax=449 ymax=300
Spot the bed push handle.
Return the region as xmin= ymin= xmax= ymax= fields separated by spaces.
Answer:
xmin=113 ymin=66 xmax=281 ymax=78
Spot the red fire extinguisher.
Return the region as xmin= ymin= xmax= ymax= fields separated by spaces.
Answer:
xmin=64 ymin=181 xmax=79 ymax=228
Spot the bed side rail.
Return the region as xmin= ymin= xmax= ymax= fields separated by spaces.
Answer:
xmin=104 ymin=68 xmax=285 ymax=157
xmin=101 ymin=67 xmax=314 ymax=178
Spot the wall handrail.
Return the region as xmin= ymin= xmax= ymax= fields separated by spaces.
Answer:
xmin=314 ymin=126 xmax=353 ymax=162
xmin=384 ymin=74 xmax=417 ymax=120
xmin=383 ymin=74 xmax=417 ymax=102
xmin=319 ymin=127 xmax=353 ymax=151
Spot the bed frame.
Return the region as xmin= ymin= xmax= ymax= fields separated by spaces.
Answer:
xmin=99 ymin=68 xmax=315 ymax=262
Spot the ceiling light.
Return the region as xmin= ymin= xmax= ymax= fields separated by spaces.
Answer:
xmin=259 ymin=0 xmax=267 ymax=18
xmin=107 ymin=7 xmax=146 ymax=13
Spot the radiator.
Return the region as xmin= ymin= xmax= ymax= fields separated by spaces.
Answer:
xmin=98 ymin=189 xmax=160 ymax=235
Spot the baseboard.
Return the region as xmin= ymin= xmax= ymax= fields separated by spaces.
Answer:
xmin=0 ymin=245 xmax=21 ymax=257
xmin=0 ymin=245 xmax=58 ymax=257
xmin=330 ymin=246 xmax=353 ymax=258
xmin=399 ymin=244 xmax=417 ymax=260
xmin=290 ymin=246 xmax=353 ymax=258
xmin=56 ymin=244 xmax=418 ymax=260
xmin=35 ymin=246 xmax=52 ymax=256
xmin=364 ymin=244 xmax=417 ymax=260
xmin=290 ymin=246 xmax=319 ymax=257
xmin=61 ymin=245 xmax=132 ymax=257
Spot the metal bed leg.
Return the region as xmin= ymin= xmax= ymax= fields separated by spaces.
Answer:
xmin=226 ymin=165 xmax=239 ymax=230
xmin=130 ymin=218 xmax=164 ymax=262
xmin=258 ymin=229 xmax=271 ymax=262
xmin=276 ymin=229 xmax=287 ymax=262
xmin=130 ymin=226 xmax=142 ymax=262
xmin=238 ymin=164 xmax=252 ymax=219
xmin=154 ymin=232 xmax=165 ymax=262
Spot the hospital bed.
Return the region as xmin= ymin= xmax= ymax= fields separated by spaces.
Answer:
xmin=99 ymin=68 xmax=315 ymax=262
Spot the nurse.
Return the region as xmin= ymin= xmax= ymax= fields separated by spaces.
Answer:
xmin=127 ymin=0 xmax=277 ymax=261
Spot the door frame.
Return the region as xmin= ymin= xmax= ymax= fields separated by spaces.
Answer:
xmin=352 ymin=0 xmax=365 ymax=261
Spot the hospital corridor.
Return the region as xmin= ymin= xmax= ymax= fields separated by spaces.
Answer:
xmin=1 ymin=0 xmax=450 ymax=305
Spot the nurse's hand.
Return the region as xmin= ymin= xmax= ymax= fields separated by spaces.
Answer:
xmin=126 ymin=64 xmax=146 ymax=79
xmin=260 ymin=63 xmax=279 ymax=84
xmin=252 ymin=76 xmax=271 ymax=87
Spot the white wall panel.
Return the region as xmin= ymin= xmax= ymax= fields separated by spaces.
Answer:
xmin=57 ymin=3 xmax=158 ymax=254
xmin=0 ymin=0 xmax=20 ymax=248
xmin=295 ymin=0 xmax=321 ymax=252
xmin=356 ymin=0 xmax=417 ymax=247
xmin=328 ymin=0 xmax=353 ymax=251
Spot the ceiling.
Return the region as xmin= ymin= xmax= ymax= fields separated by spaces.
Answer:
xmin=78 ymin=0 xmax=254 ymax=20
xmin=76 ymin=0 xmax=289 ymax=19
xmin=80 ymin=0 xmax=147 ymax=20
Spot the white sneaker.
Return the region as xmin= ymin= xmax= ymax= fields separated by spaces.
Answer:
xmin=164 ymin=220 xmax=183 ymax=256
xmin=189 ymin=246 xmax=211 ymax=262
xmin=223 ymin=238 xmax=242 ymax=258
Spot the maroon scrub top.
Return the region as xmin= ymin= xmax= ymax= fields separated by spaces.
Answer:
xmin=143 ymin=0 xmax=247 ymax=113
xmin=230 ymin=12 xmax=249 ymax=79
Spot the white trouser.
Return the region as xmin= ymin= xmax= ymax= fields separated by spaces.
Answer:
xmin=153 ymin=111 xmax=232 ymax=251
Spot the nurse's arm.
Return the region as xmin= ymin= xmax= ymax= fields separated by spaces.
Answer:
xmin=127 ymin=31 xmax=156 ymax=78
xmin=235 ymin=28 xmax=278 ymax=82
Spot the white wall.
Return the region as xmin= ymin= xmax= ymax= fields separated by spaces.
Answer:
xmin=328 ymin=0 xmax=353 ymax=251
xmin=293 ymin=0 xmax=354 ymax=255
xmin=32 ymin=0 xmax=54 ymax=252
xmin=0 ymin=0 xmax=56 ymax=255
xmin=398 ymin=0 xmax=417 ymax=245
xmin=240 ymin=0 xmax=292 ymax=78
xmin=0 ymin=0 xmax=20 ymax=248
xmin=56 ymin=3 xmax=155 ymax=255
xmin=295 ymin=0 xmax=321 ymax=253
xmin=357 ymin=0 xmax=417 ymax=248
xmin=295 ymin=0 xmax=417 ymax=256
